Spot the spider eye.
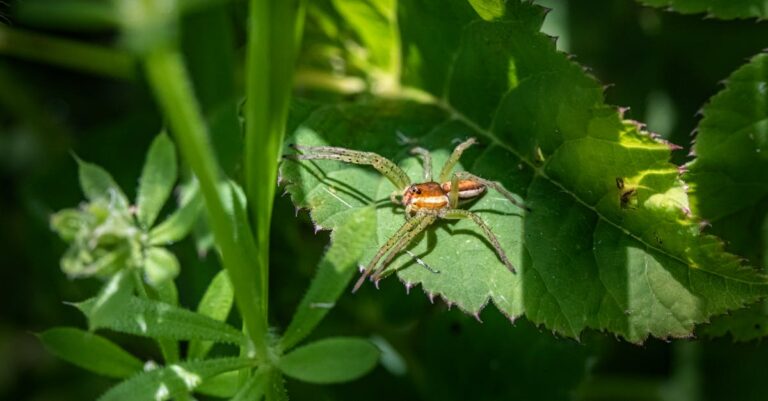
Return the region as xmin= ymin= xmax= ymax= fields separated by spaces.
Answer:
xmin=415 ymin=188 xmax=422 ymax=195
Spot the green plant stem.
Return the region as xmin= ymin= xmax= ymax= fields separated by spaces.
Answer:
xmin=143 ymin=49 xmax=269 ymax=361
xmin=0 ymin=26 xmax=136 ymax=80
xmin=243 ymin=0 xmax=306 ymax=331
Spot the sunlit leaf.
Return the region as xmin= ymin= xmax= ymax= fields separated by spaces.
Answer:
xmin=136 ymin=133 xmax=177 ymax=229
xmin=331 ymin=0 xmax=398 ymax=86
xmin=38 ymin=327 xmax=143 ymax=378
xmin=76 ymin=295 xmax=246 ymax=345
xmin=98 ymin=357 xmax=255 ymax=401
xmin=281 ymin=0 xmax=768 ymax=342
xmin=278 ymin=337 xmax=379 ymax=384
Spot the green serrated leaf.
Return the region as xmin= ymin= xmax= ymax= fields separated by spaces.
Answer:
xmin=687 ymin=53 xmax=768 ymax=265
xmin=280 ymin=206 xmax=376 ymax=350
xmin=282 ymin=0 xmax=768 ymax=343
xmin=137 ymin=133 xmax=178 ymax=229
xmin=38 ymin=327 xmax=143 ymax=378
xmin=98 ymin=357 xmax=255 ymax=401
xmin=188 ymin=270 xmax=234 ymax=360
xmin=76 ymin=295 xmax=246 ymax=345
xmin=76 ymin=156 xmax=129 ymax=209
xmin=144 ymin=247 xmax=180 ymax=287
xmin=278 ymin=337 xmax=379 ymax=384
xmin=637 ymin=0 xmax=768 ymax=20
xmin=687 ymin=53 xmax=768 ymax=340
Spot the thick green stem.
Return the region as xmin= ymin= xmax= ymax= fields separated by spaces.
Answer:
xmin=143 ymin=49 xmax=268 ymax=361
xmin=0 ymin=26 xmax=136 ymax=80
xmin=243 ymin=0 xmax=305 ymax=330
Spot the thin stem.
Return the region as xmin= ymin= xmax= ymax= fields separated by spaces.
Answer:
xmin=243 ymin=0 xmax=306 ymax=330
xmin=0 ymin=26 xmax=136 ymax=80
xmin=143 ymin=49 xmax=268 ymax=360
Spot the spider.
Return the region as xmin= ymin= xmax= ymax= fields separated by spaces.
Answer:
xmin=285 ymin=137 xmax=529 ymax=292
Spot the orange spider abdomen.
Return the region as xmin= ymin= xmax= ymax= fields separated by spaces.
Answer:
xmin=440 ymin=179 xmax=486 ymax=199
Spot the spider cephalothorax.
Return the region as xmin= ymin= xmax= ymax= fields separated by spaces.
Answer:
xmin=285 ymin=137 xmax=528 ymax=292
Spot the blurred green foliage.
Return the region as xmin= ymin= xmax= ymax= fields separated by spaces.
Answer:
xmin=1 ymin=0 xmax=768 ymax=400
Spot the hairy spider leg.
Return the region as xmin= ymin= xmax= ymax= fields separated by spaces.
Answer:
xmin=453 ymin=171 xmax=530 ymax=212
xmin=410 ymin=147 xmax=433 ymax=182
xmin=351 ymin=215 xmax=427 ymax=293
xmin=449 ymin=174 xmax=460 ymax=208
xmin=438 ymin=137 xmax=478 ymax=183
xmin=288 ymin=144 xmax=411 ymax=191
xmin=441 ymin=208 xmax=517 ymax=274
xmin=370 ymin=213 xmax=437 ymax=283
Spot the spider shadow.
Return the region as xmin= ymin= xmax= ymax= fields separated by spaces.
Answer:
xmin=381 ymin=226 xmax=439 ymax=280
xmin=285 ymin=158 xmax=376 ymax=206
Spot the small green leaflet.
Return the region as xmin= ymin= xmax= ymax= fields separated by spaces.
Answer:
xmin=187 ymin=269 xmax=235 ymax=360
xmin=136 ymin=133 xmax=178 ymax=229
xmin=278 ymin=337 xmax=380 ymax=384
xmin=38 ymin=327 xmax=143 ymax=378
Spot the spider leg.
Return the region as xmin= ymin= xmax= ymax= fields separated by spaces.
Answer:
xmin=440 ymin=209 xmax=517 ymax=274
xmin=390 ymin=191 xmax=401 ymax=205
xmin=410 ymin=147 xmax=433 ymax=182
xmin=286 ymin=144 xmax=411 ymax=190
xmin=370 ymin=214 xmax=437 ymax=283
xmin=352 ymin=215 xmax=426 ymax=293
xmin=454 ymin=171 xmax=530 ymax=212
xmin=449 ymin=173 xmax=460 ymax=208
xmin=438 ymin=137 xmax=478 ymax=183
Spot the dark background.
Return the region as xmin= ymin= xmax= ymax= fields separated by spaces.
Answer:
xmin=2 ymin=0 xmax=767 ymax=400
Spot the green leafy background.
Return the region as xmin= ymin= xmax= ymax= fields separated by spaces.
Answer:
xmin=282 ymin=0 xmax=767 ymax=343
xmin=3 ymin=0 xmax=768 ymax=400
